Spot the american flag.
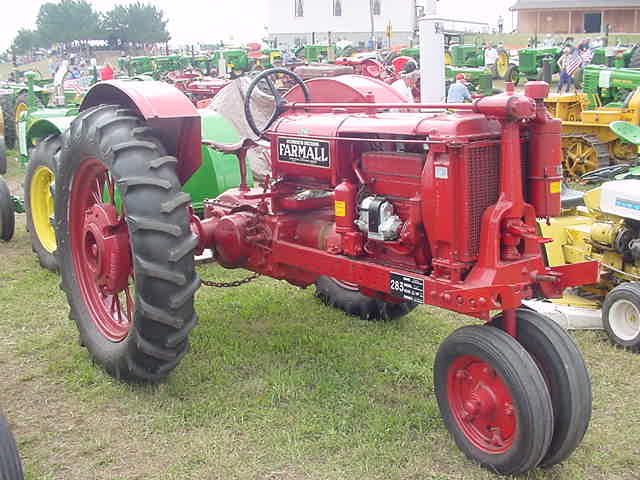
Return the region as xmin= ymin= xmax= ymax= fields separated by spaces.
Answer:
xmin=564 ymin=53 xmax=583 ymax=76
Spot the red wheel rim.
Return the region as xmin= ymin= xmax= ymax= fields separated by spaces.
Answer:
xmin=69 ymin=158 xmax=134 ymax=342
xmin=447 ymin=355 xmax=517 ymax=454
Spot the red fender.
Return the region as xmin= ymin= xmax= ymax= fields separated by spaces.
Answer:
xmin=80 ymin=80 xmax=201 ymax=184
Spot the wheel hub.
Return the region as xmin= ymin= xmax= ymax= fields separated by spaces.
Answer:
xmin=609 ymin=298 xmax=640 ymax=341
xmin=83 ymin=203 xmax=131 ymax=295
xmin=448 ymin=356 xmax=516 ymax=453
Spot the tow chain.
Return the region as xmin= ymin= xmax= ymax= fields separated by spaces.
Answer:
xmin=201 ymin=272 xmax=261 ymax=288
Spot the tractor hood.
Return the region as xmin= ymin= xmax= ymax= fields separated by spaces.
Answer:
xmin=273 ymin=110 xmax=501 ymax=141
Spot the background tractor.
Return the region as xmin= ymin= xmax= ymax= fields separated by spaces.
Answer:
xmin=539 ymin=180 xmax=640 ymax=350
xmin=504 ymin=46 xmax=562 ymax=86
xmin=53 ymin=69 xmax=597 ymax=475
xmin=544 ymin=65 xmax=640 ymax=178
xmin=591 ymin=44 xmax=640 ymax=68
xmin=448 ymin=44 xmax=510 ymax=79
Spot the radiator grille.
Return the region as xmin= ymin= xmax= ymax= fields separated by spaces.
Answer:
xmin=465 ymin=144 xmax=500 ymax=257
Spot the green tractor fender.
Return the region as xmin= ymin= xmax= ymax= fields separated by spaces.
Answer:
xmin=25 ymin=115 xmax=74 ymax=152
xmin=187 ymin=110 xmax=253 ymax=212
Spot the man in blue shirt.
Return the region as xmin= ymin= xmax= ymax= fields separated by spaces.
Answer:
xmin=447 ymin=73 xmax=472 ymax=103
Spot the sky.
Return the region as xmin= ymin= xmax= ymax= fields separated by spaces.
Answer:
xmin=0 ymin=0 xmax=517 ymax=52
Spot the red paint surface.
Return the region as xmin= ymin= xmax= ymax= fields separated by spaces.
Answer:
xmin=80 ymin=80 xmax=202 ymax=184
xmin=447 ymin=355 xmax=517 ymax=454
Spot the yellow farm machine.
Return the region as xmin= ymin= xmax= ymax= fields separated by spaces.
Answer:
xmin=544 ymin=65 xmax=640 ymax=178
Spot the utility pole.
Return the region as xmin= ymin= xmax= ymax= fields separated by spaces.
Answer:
xmin=369 ymin=0 xmax=375 ymax=47
xmin=412 ymin=0 xmax=418 ymax=46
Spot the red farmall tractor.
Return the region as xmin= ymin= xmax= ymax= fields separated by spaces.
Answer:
xmin=54 ymin=69 xmax=599 ymax=474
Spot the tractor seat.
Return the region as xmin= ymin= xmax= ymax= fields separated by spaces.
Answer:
xmin=560 ymin=184 xmax=585 ymax=208
xmin=203 ymin=138 xmax=256 ymax=156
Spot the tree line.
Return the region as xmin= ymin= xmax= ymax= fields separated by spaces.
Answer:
xmin=10 ymin=0 xmax=170 ymax=55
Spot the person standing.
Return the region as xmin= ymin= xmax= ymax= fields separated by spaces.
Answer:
xmin=447 ymin=73 xmax=472 ymax=103
xmin=391 ymin=70 xmax=419 ymax=103
xmin=100 ymin=63 xmax=115 ymax=81
xmin=484 ymin=44 xmax=498 ymax=72
xmin=498 ymin=15 xmax=504 ymax=33
xmin=557 ymin=47 xmax=582 ymax=93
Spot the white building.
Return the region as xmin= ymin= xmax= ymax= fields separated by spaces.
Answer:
xmin=266 ymin=0 xmax=436 ymax=49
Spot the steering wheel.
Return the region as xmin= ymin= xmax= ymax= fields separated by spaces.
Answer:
xmin=244 ymin=68 xmax=310 ymax=137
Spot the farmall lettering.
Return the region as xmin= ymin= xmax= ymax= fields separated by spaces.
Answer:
xmin=278 ymin=137 xmax=330 ymax=168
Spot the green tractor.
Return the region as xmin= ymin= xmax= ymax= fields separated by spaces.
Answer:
xmin=590 ymin=44 xmax=640 ymax=68
xmin=504 ymin=47 xmax=562 ymax=85
xmin=212 ymin=49 xmax=251 ymax=77
xmin=445 ymin=66 xmax=495 ymax=97
xmin=449 ymin=44 xmax=510 ymax=79
xmin=120 ymin=56 xmax=156 ymax=77
xmin=399 ymin=31 xmax=464 ymax=66
xmin=0 ymin=81 xmax=54 ymax=150
xmin=295 ymin=44 xmax=337 ymax=63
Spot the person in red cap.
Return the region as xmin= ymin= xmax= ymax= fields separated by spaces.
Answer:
xmin=100 ymin=63 xmax=114 ymax=81
xmin=447 ymin=73 xmax=472 ymax=103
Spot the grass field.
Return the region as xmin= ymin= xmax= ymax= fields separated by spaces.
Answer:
xmin=1 ymin=150 xmax=640 ymax=479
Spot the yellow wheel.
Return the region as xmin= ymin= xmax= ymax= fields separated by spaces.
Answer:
xmin=25 ymin=135 xmax=61 ymax=271
xmin=444 ymin=51 xmax=452 ymax=65
xmin=561 ymin=135 xmax=609 ymax=179
xmin=496 ymin=51 xmax=509 ymax=79
xmin=611 ymin=139 xmax=638 ymax=162
xmin=30 ymin=166 xmax=55 ymax=250
xmin=13 ymin=99 xmax=28 ymax=137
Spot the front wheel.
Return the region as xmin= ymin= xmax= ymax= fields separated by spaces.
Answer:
xmin=25 ymin=135 xmax=61 ymax=271
xmin=55 ymin=105 xmax=200 ymax=382
xmin=603 ymin=283 xmax=640 ymax=351
xmin=434 ymin=325 xmax=553 ymax=474
xmin=0 ymin=177 xmax=15 ymax=242
xmin=314 ymin=276 xmax=417 ymax=321
xmin=490 ymin=308 xmax=592 ymax=467
xmin=505 ymin=65 xmax=520 ymax=86
xmin=0 ymin=414 xmax=23 ymax=480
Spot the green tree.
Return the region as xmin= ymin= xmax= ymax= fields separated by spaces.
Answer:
xmin=36 ymin=0 xmax=100 ymax=49
xmin=11 ymin=29 xmax=41 ymax=55
xmin=102 ymin=2 xmax=170 ymax=50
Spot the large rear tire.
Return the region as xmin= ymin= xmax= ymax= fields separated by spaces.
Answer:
xmin=315 ymin=276 xmax=417 ymax=321
xmin=434 ymin=325 xmax=553 ymax=474
xmin=505 ymin=65 xmax=520 ymax=86
xmin=55 ymin=105 xmax=199 ymax=382
xmin=0 ymin=414 xmax=23 ymax=480
xmin=490 ymin=308 xmax=592 ymax=467
xmin=25 ymin=135 xmax=61 ymax=272
xmin=0 ymin=96 xmax=16 ymax=150
xmin=629 ymin=45 xmax=640 ymax=69
xmin=0 ymin=177 xmax=15 ymax=242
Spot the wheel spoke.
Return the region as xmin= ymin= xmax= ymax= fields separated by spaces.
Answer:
xmin=107 ymin=172 xmax=115 ymax=207
xmin=124 ymin=286 xmax=134 ymax=324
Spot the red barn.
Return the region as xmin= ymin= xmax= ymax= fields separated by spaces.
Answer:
xmin=511 ymin=0 xmax=640 ymax=34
